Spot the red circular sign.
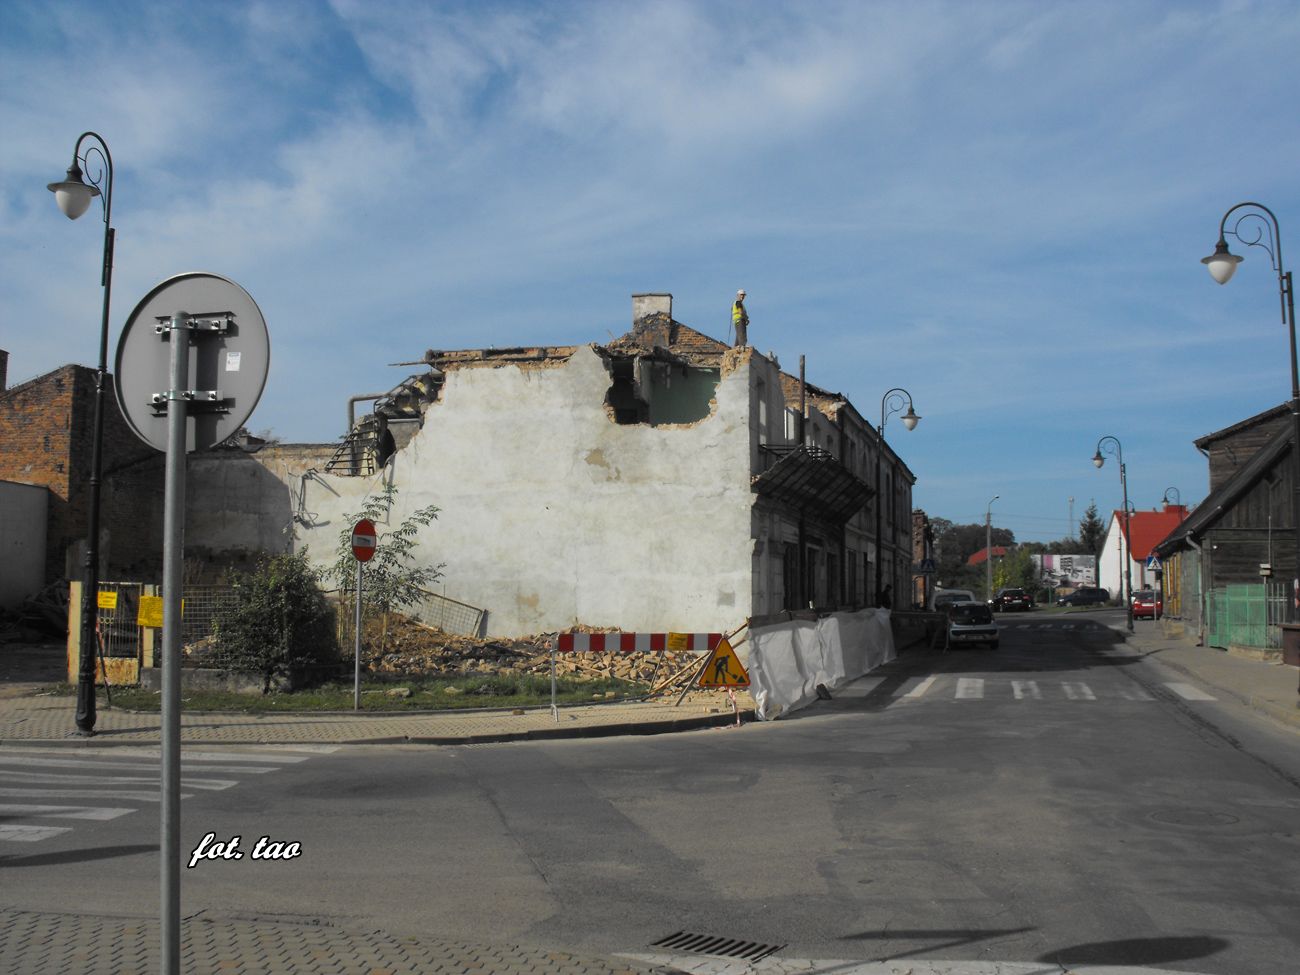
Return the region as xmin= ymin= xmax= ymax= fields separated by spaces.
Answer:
xmin=351 ymin=519 xmax=377 ymax=562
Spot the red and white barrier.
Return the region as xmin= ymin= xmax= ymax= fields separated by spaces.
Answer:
xmin=557 ymin=632 xmax=723 ymax=653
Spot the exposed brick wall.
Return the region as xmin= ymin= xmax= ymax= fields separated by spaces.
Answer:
xmin=0 ymin=364 xmax=157 ymax=585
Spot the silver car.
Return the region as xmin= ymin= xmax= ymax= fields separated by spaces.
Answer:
xmin=947 ymin=600 xmax=1000 ymax=649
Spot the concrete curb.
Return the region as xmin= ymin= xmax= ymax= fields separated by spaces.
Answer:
xmin=1112 ymin=624 xmax=1300 ymax=732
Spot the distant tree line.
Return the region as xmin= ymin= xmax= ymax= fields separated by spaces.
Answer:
xmin=930 ymin=501 xmax=1107 ymax=595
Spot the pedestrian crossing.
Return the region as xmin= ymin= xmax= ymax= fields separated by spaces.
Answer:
xmin=837 ymin=675 xmax=1217 ymax=705
xmin=0 ymin=745 xmax=337 ymax=844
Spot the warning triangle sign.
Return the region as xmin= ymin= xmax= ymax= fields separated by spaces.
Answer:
xmin=696 ymin=638 xmax=750 ymax=688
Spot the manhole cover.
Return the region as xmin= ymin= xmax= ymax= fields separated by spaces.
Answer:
xmin=650 ymin=931 xmax=785 ymax=963
xmin=1149 ymin=809 xmax=1239 ymax=827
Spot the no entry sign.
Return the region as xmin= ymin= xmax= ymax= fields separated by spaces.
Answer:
xmin=351 ymin=519 xmax=377 ymax=562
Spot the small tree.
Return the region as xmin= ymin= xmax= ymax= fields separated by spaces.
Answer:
xmin=212 ymin=553 xmax=338 ymax=693
xmin=992 ymin=546 xmax=1038 ymax=592
xmin=1079 ymin=501 xmax=1106 ymax=557
xmin=328 ymin=485 xmax=443 ymax=654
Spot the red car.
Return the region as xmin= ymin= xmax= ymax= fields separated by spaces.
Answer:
xmin=1132 ymin=590 xmax=1163 ymax=619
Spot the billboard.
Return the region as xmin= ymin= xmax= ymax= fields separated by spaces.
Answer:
xmin=1034 ymin=554 xmax=1096 ymax=586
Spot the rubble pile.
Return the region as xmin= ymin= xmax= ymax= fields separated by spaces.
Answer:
xmin=361 ymin=615 xmax=695 ymax=684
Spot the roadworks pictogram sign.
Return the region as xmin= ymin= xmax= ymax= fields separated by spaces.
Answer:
xmin=696 ymin=638 xmax=750 ymax=688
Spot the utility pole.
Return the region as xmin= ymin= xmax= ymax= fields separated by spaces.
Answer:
xmin=986 ymin=495 xmax=999 ymax=603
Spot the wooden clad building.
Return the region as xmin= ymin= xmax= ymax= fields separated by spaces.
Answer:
xmin=1155 ymin=404 xmax=1296 ymax=643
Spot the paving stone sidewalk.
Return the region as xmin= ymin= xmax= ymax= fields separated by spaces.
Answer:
xmin=0 ymin=907 xmax=660 ymax=975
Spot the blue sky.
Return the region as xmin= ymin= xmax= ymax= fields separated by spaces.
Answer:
xmin=3 ymin=0 xmax=1297 ymax=542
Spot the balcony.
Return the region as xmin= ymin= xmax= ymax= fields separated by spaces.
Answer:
xmin=754 ymin=445 xmax=874 ymax=524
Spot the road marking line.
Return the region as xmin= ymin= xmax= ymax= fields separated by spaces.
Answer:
xmin=0 ymin=756 xmax=274 ymax=775
xmin=114 ymin=748 xmax=315 ymax=763
xmin=3 ymin=771 xmax=236 ymax=791
xmin=955 ymin=678 xmax=984 ymax=700
xmin=904 ymin=676 xmax=938 ymax=699
xmin=834 ymin=678 xmax=886 ymax=698
xmin=1011 ymin=680 xmax=1041 ymax=700
xmin=0 ymin=803 xmax=135 ymax=820
xmin=0 ymin=824 xmax=73 ymax=843
xmin=1165 ymin=682 xmax=1217 ymax=701
xmin=0 ymin=746 xmax=316 ymax=764
xmin=1116 ymin=686 xmax=1155 ymax=701
xmin=1061 ymin=682 xmax=1096 ymax=700
xmin=0 ymin=788 xmax=194 ymax=802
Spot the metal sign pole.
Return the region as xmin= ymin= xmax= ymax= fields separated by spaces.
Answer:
xmin=114 ymin=273 xmax=269 ymax=975
xmin=160 ymin=311 xmax=189 ymax=975
xmin=354 ymin=560 xmax=363 ymax=710
xmin=550 ymin=634 xmax=558 ymax=723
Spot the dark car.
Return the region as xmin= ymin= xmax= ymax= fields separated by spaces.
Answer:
xmin=1057 ymin=587 xmax=1110 ymax=607
xmin=992 ymin=587 xmax=1033 ymax=612
xmin=1132 ymin=589 xmax=1163 ymax=619
xmin=947 ymin=601 xmax=999 ymax=649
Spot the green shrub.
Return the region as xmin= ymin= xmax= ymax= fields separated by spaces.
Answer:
xmin=212 ymin=553 xmax=339 ymax=693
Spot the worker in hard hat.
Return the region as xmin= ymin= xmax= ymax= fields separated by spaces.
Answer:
xmin=732 ymin=289 xmax=749 ymax=347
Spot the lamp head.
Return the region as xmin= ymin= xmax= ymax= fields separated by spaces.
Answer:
xmin=47 ymin=160 xmax=99 ymax=220
xmin=1092 ymin=451 xmax=1105 ymax=468
xmin=1201 ymin=238 xmax=1242 ymax=285
xmin=901 ymin=405 xmax=920 ymax=431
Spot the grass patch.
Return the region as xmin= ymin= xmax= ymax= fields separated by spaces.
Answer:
xmin=94 ymin=673 xmax=648 ymax=713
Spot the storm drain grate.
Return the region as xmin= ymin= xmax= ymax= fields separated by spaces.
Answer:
xmin=650 ymin=930 xmax=786 ymax=963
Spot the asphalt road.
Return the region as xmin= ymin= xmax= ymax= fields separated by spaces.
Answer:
xmin=4 ymin=610 xmax=1299 ymax=974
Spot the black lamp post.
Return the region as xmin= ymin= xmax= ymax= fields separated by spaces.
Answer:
xmin=1162 ymin=487 xmax=1181 ymax=507
xmin=48 ymin=132 xmax=115 ymax=736
xmin=1203 ymin=202 xmax=1300 ymax=624
xmin=1093 ymin=436 xmax=1134 ymax=632
xmin=876 ymin=388 xmax=919 ymax=605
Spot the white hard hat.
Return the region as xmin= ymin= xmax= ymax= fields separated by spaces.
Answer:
xmin=737 ymin=289 xmax=746 ymax=298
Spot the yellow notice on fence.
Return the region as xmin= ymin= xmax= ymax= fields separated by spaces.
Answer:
xmin=137 ymin=596 xmax=164 ymax=629
xmin=696 ymin=638 xmax=750 ymax=688
xmin=97 ymin=591 xmax=118 ymax=610
xmin=666 ymin=632 xmax=689 ymax=652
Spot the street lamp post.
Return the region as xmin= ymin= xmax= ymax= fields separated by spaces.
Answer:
xmin=1093 ymin=436 xmax=1134 ymax=632
xmin=876 ymin=388 xmax=919 ymax=605
xmin=1203 ymin=203 xmax=1300 ymax=623
xmin=48 ymin=132 xmax=115 ymax=736
xmin=985 ymin=495 xmax=999 ymax=603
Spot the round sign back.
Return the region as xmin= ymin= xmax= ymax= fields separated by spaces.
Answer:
xmin=114 ymin=272 xmax=270 ymax=452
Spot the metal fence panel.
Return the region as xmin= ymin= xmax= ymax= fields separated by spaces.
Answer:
xmin=1205 ymin=583 xmax=1286 ymax=649
xmin=96 ymin=582 xmax=144 ymax=658
xmin=405 ymin=588 xmax=486 ymax=637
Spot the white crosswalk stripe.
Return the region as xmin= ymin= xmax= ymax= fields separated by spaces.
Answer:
xmin=1164 ymin=682 xmax=1217 ymax=701
xmin=883 ymin=677 xmax=1220 ymax=705
xmin=904 ymin=675 xmax=939 ymax=698
xmin=0 ymin=824 xmax=73 ymax=842
xmin=0 ymin=803 xmax=134 ymax=820
xmin=0 ymin=746 xmax=335 ymax=845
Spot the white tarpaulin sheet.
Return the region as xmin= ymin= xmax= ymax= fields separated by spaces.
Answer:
xmin=747 ymin=609 xmax=895 ymax=720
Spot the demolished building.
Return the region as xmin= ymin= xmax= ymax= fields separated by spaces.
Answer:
xmin=280 ymin=293 xmax=917 ymax=636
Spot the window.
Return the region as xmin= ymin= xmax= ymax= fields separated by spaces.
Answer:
xmin=757 ymin=380 xmax=768 ymax=445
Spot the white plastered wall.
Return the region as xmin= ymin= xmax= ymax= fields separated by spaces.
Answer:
xmin=291 ymin=345 xmax=756 ymax=636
